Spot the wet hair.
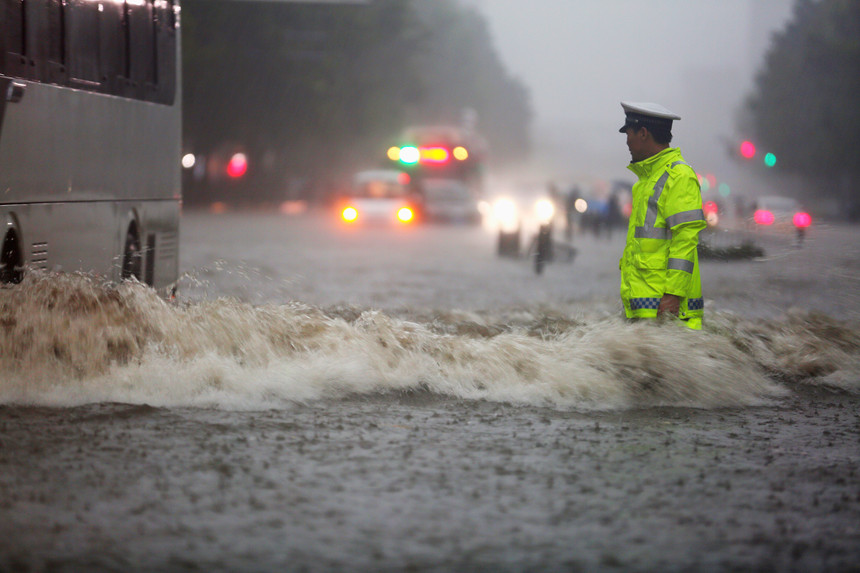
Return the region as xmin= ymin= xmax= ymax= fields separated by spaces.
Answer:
xmin=634 ymin=124 xmax=672 ymax=145
xmin=649 ymin=126 xmax=673 ymax=145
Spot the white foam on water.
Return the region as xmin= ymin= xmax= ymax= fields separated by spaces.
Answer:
xmin=1 ymin=273 xmax=857 ymax=410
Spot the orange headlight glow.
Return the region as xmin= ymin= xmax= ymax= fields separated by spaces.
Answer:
xmin=342 ymin=206 xmax=358 ymax=222
xmin=397 ymin=207 xmax=414 ymax=223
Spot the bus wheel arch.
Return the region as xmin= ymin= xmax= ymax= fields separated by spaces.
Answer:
xmin=1 ymin=227 xmax=23 ymax=284
xmin=121 ymin=219 xmax=143 ymax=282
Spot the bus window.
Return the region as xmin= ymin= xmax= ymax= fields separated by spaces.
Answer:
xmin=126 ymin=0 xmax=156 ymax=86
xmin=99 ymin=0 xmax=126 ymax=86
xmin=45 ymin=0 xmax=65 ymax=83
xmin=4 ymin=0 xmax=26 ymax=60
xmin=68 ymin=0 xmax=102 ymax=84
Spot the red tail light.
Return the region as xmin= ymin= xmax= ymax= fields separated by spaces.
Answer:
xmin=793 ymin=212 xmax=812 ymax=228
xmin=754 ymin=209 xmax=774 ymax=225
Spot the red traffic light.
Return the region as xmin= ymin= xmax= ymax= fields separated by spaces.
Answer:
xmin=227 ymin=153 xmax=248 ymax=178
xmin=740 ymin=141 xmax=756 ymax=159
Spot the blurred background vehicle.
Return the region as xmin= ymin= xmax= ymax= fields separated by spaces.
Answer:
xmin=337 ymin=170 xmax=420 ymax=226
xmin=751 ymin=195 xmax=812 ymax=246
xmin=420 ymin=178 xmax=482 ymax=225
xmin=752 ymin=196 xmax=810 ymax=229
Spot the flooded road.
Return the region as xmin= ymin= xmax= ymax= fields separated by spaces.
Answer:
xmin=1 ymin=210 xmax=858 ymax=571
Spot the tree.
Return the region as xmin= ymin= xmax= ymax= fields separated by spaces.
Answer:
xmin=409 ymin=1 xmax=532 ymax=162
xmin=743 ymin=0 xmax=860 ymax=217
xmin=181 ymin=0 xmax=532 ymax=206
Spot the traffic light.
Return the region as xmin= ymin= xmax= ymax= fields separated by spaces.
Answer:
xmin=226 ymin=153 xmax=248 ymax=178
xmin=764 ymin=152 xmax=777 ymax=168
xmin=740 ymin=141 xmax=756 ymax=159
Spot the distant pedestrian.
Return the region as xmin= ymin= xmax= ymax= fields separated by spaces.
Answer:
xmin=617 ymin=102 xmax=706 ymax=329
xmin=565 ymin=186 xmax=580 ymax=240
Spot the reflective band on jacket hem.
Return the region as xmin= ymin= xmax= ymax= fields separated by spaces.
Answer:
xmin=629 ymin=297 xmax=704 ymax=311
xmin=629 ymin=297 xmax=661 ymax=310
xmin=666 ymin=209 xmax=705 ymax=228
xmin=667 ymin=258 xmax=694 ymax=273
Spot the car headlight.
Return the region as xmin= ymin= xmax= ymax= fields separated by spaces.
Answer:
xmin=397 ymin=206 xmax=414 ymax=223
xmin=493 ymin=198 xmax=519 ymax=233
xmin=535 ymin=198 xmax=555 ymax=224
xmin=342 ymin=206 xmax=358 ymax=222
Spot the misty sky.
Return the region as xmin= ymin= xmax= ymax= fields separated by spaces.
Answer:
xmin=459 ymin=0 xmax=795 ymax=189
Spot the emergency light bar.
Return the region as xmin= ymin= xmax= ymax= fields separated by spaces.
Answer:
xmin=387 ymin=145 xmax=470 ymax=166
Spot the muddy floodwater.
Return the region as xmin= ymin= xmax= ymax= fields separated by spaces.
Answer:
xmin=1 ymin=213 xmax=858 ymax=571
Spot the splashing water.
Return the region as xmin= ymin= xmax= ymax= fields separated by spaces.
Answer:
xmin=1 ymin=273 xmax=857 ymax=410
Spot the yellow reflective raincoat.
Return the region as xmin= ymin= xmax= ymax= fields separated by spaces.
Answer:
xmin=620 ymin=147 xmax=706 ymax=329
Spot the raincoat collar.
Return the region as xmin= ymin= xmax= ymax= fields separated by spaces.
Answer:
xmin=627 ymin=147 xmax=682 ymax=179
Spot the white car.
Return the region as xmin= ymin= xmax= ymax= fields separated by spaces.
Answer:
xmin=338 ymin=170 xmax=420 ymax=226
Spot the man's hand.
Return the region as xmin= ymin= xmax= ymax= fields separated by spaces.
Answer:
xmin=657 ymin=294 xmax=681 ymax=317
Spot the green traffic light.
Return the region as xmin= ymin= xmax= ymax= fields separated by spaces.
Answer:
xmin=764 ymin=152 xmax=776 ymax=167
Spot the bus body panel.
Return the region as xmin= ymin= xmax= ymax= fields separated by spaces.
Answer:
xmin=0 ymin=0 xmax=181 ymax=293
xmin=1 ymin=200 xmax=179 ymax=290
xmin=0 ymin=80 xmax=181 ymax=204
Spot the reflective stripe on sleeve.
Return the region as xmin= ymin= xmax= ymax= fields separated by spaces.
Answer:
xmin=667 ymin=258 xmax=694 ymax=273
xmin=666 ymin=209 xmax=705 ymax=228
xmin=687 ymin=298 xmax=704 ymax=310
xmin=634 ymin=227 xmax=670 ymax=239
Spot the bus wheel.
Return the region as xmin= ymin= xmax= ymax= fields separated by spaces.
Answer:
xmin=121 ymin=224 xmax=142 ymax=281
xmin=0 ymin=230 xmax=23 ymax=284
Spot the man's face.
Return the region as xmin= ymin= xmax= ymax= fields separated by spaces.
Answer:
xmin=625 ymin=127 xmax=647 ymax=162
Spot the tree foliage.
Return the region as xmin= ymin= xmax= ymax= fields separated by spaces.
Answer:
xmin=182 ymin=0 xmax=530 ymax=202
xmin=744 ymin=0 xmax=860 ymax=209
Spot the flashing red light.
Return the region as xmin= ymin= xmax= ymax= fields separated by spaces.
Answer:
xmin=227 ymin=153 xmax=248 ymax=178
xmin=793 ymin=211 xmax=812 ymax=228
xmin=703 ymin=201 xmax=719 ymax=215
xmin=397 ymin=172 xmax=411 ymax=185
xmin=419 ymin=146 xmax=450 ymax=164
xmin=740 ymin=141 xmax=756 ymax=159
xmin=754 ymin=209 xmax=774 ymax=225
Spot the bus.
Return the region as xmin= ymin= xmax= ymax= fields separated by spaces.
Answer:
xmin=0 ymin=0 xmax=181 ymax=293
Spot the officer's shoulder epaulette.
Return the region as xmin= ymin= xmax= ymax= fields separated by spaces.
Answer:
xmin=665 ymin=160 xmax=696 ymax=178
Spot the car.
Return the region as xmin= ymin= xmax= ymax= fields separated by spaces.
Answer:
xmin=420 ymin=178 xmax=481 ymax=224
xmin=752 ymin=195 xmax=812 ymax=231
xmin=338 ymin=169 xmax=420 ymax=225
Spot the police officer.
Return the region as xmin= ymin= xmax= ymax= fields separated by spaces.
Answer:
xmin=618 ymin=102 xmax=706 ymax=329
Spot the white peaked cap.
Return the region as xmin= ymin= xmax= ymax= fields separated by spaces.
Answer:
xmin=620 ymin=101 xmax=681 ymax=120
